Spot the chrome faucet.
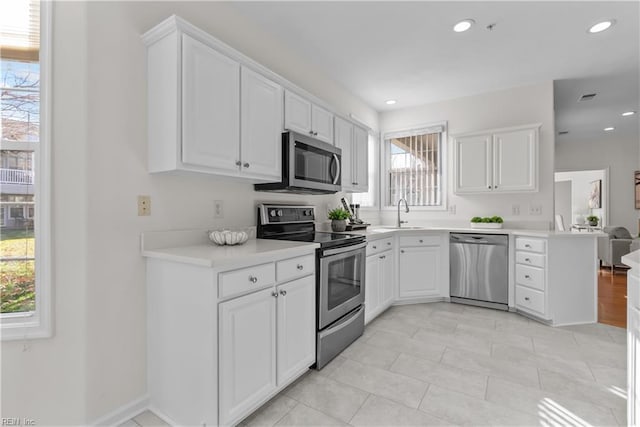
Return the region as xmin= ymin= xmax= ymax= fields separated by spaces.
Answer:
xmin=397 ymin=198 xmax=409 ymax=228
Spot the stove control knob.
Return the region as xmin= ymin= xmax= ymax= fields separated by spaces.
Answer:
xmin=269 ymin=210 xmax=277 ymax=217
xmin=307 ymin=209 xmax=313 ymax=216
xmin=277 ymin=209 xmax=284 ymax=217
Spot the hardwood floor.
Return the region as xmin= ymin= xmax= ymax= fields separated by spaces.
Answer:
xmin=598 ymin=266 xmax=628 ymax=328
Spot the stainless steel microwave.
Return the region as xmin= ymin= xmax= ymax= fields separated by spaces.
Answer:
xmin=254 ymin=131 xmax=341 ymax=194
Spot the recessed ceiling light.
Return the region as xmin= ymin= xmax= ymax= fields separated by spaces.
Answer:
xmin=622 ymin=111 xmax=636 ymax=116
xmin=604 ymin=127 xmax=615 ymax=131
xmin=588 ymin=20 xmax=615 ymax=34
xmin=453 ymin=19 xmax=475 ymax=33
xmin=385 ymin=100 xmax=397 ymax=105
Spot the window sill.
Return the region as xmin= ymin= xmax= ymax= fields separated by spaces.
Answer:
xmin=1 ymin=313 xmax=52 ymax=341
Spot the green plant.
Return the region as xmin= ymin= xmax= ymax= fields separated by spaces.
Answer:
xmin=470 ymin=216 xmax=503 ymax=223
xmin=586 ymin=215 xmax=599 ymax=224
xmin=327 ymin=207 xmax=350 ymax=220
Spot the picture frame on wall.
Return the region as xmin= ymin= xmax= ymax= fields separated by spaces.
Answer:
xmin=635 ymin=171 xmax=640 ymax=210
xmin=589 ymin=179 xmax=602 ymax=209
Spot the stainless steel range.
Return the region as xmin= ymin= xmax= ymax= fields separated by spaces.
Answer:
xmin=257 ymin=204 xmax=366 ymax=369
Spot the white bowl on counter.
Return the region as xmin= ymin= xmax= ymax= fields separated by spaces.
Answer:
xmin=208 ymin=230 xmax=249 ymax=246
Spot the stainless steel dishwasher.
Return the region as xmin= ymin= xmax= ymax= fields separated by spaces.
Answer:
xmin=450 ymin=233 xmax=508 ymax=310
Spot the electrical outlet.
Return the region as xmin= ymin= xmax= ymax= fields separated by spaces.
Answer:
xmin=529 ymin=204 xmax=542 ymax=215
xmin=138 ymin=195 xmax=151 ymax=216
xmin=214 ymin=200 xmax=224 ymax=219
xmin=512 ymin=204 xmax=520 ymax=216
xmin=448 ymin=204 xmax=456 ymax=214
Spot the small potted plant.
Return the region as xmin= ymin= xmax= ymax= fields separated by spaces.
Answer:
xmin=470 ymin=216 xmax=504 ymax=229
xmin=328 ymin=207 xmax=350 ymax=232
xmin=586 ymin=215 xmax=599 ymax=227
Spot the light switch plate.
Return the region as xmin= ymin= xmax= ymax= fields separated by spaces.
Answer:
xmin=214 ymin=200 xmax=224 ymax=219
xmin=512 ymin=204 xmax=520 ymax=216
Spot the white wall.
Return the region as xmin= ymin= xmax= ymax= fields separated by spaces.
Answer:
xmin=555 ymin=170 xmax=608 ymax=227
xmin=370 ymin=82 xmax=555 ymax=229
xmin=2 ymin=2 xmax=378 ymax=424
xmin=556 ymin=133 xmax=638 ymax=235
xmin=554 ymin=180 xmax=572 ymax=230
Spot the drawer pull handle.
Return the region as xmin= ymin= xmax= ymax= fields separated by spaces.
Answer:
xmin=296 ymin=264 xmax=304 ymax=270
xmin=387 ymin=242 xmax=391 ymax=246
xmin=373 ymin=246 xmax=377 ymax=249
xmin=279 ymin=290 xmax=287 ymax=296
xmin=524 ymin=297 xmax=530 ymax=301
xmin=525 ymin=244 xmax=532 ymax=248
xmin=525 ymin=258 xmax=531 ymax=262
xmin=419 ymin=239 xmax=423 ymax=243
xmin=401 ymin=250 xmax=405 ymax=254
xmin=243 ymin=162 xmax=250 ymax=168
xmin=272 ymin=291 xmax=279 ymax=298
xmin=379 ymin=255 xmax=385 ymax=259
xmin=249 ymin=276 xmax=258 ymax=283
xmin=525 ymin=275 xmax=531 ymax=279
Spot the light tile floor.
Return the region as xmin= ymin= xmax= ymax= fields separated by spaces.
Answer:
xmin=126 ymin=302 xmax=628 ymax=426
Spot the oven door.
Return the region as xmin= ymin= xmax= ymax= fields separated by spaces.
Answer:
xmin=318 ymin=242 xmax=366 ymax=329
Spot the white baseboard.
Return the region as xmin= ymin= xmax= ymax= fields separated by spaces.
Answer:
xmin=148 ymin=405 xmax=178 ymax=426
xmin=91 ymin=395 xmax=149 ymax=426
xmin=393 ymin=296 xmax=446 ymax=306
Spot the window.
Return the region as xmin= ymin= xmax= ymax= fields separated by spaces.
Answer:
xmin=351 ymin=133 xmax=378 ymax=208
xmin=1 ymin=0 xmax=51 ymax=339
xmin=383 ymin=124 xmax=446 ymax=208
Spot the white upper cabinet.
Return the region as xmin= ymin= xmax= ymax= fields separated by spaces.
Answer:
xmin=454 ymin=125 xmax=539 ymax=194
xmin=145 ymin=22 xmax=282 ymax=182
xmin=284 ymin=90 xmax=334 ymax=144
xmin=334 ymin=117 xmax=368 ymax=192
xmin=181 ymin=34 xmax=240 ymax=172
xmin=492 ymin=128 xmax=537 ymax=192
xmin=311 ymin=104 xmax=334 ymax=144
xmin=241 ymin=67 xmax=283 ymax=181
xmin=454 ymin=134 xmax=492 ymax=193
xmin=352 ymin=125 xmax=369 ymax=192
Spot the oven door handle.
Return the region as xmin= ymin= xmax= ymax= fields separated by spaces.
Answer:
xmin=318 ymin=306 xmax=364 ymax=339
xmin=330 ymin=154 xmax=341 ymax=185
xmin=322 ymin=242 xmax=366 ymax=257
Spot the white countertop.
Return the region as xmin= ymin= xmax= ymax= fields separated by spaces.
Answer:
xmin=141 ymin=229 xmax=319 ymax=269
xmin=623 ymin=249 xmax=640 ymax=270
xmin=345 ymin=226 xmax=605 ymax=239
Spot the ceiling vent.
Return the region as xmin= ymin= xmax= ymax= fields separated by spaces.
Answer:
xmin=558 ymin=131 xmax=569 ymax=135
xmin=579 ymin=93 xmax=597 ymax=102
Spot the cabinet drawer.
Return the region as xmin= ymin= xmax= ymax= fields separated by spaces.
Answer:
xmin=277 ymin=255 xmax=314 ymax=283
xmin=515 ymin=264 xmax=545 ymax=291
xmin=515 ymin=251 xmax=545 ymax=268
xmin=515 ymin=285 xmax=546 ymax=316
xmin=515 ymin=237 xmax=546 ymax=253
xmin=399 ymin=235 xmax=440 ymax=247
xmin=367 ymin=238 xmax=393 ymax=256
xmin=219 ymin=263 xmax=275 ymax=299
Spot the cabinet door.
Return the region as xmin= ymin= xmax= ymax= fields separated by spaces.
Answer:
xmin=353 ymin=126 xmax=369 ymax=192
xmin=219 ymin=288 xmax=276 ymax=425
xmin=493 ymin=128 xmax=538 ymax=192
xmin=454 ymin=134 xmax=492 ymax=193
xmin=181 ymin=34 xmax=240 ymax=171
xmin=240 ymin=68 xmax=283 ymax=180
xmin=284 ymin=90 xmax=312 ymax=135
xmin=312 ymin=104 xmax=334 ymax=144
xmin=365 ymin=255 xmax=381 ymax=324
xmin=380 ymin=251 xmax=395 ymax=308
xmin=398 ymin=246 xmax=440 ymax=299
xmin=629 ymin=305 xmax=640 ymax=426
xmin=276 ymin=276 xmax=316 ymax=386
xmin=334 ymin=117 xmax=354 ymax=191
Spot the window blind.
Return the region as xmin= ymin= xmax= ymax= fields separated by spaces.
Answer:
xmin=0 ymin=0 xmax=40 ymax=61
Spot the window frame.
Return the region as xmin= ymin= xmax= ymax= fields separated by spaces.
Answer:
xmin=1 ymin=0 xmax=52 ymax=340
xmin=380 ymin=122 xmax=448 ymax=212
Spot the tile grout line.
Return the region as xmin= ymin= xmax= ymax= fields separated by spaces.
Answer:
xmin=346 ymin=392 xmax=372 ymax=425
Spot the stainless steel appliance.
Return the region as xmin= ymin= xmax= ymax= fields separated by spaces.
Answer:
xmin=257 ymin=204 xmax=365 ymax=369
xmin=254 ymin=131 xmax=341 ymax=194
xmin=450 ymin=233 xmax=508 ymax=310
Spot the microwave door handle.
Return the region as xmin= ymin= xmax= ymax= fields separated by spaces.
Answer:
xmin=331 ymin=154 xmax=341 ymax=185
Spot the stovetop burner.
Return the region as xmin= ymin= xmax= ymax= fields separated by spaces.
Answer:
xmin=256 ymin=204 xmax=366 ymax=249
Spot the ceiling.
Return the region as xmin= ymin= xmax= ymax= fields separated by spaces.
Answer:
xmin=231 ymin=1 xmax=639 ymax=134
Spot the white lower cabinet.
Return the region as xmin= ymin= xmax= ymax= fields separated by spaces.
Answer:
xmin=365 ymin=249 xmax=394 ymax=324
xmin=219 ymin=288 xmax=277 ymax=425
xmin=399 ymin=246 xmax=441 ymax=299
xmin=219 ymin=274 xmax=315 ymax=426
xmin=627 ymin=268 xmax=640 ymax=426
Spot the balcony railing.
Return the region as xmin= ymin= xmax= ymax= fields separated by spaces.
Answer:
xmin=0 ymin=168 xmax=33 ymax=185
